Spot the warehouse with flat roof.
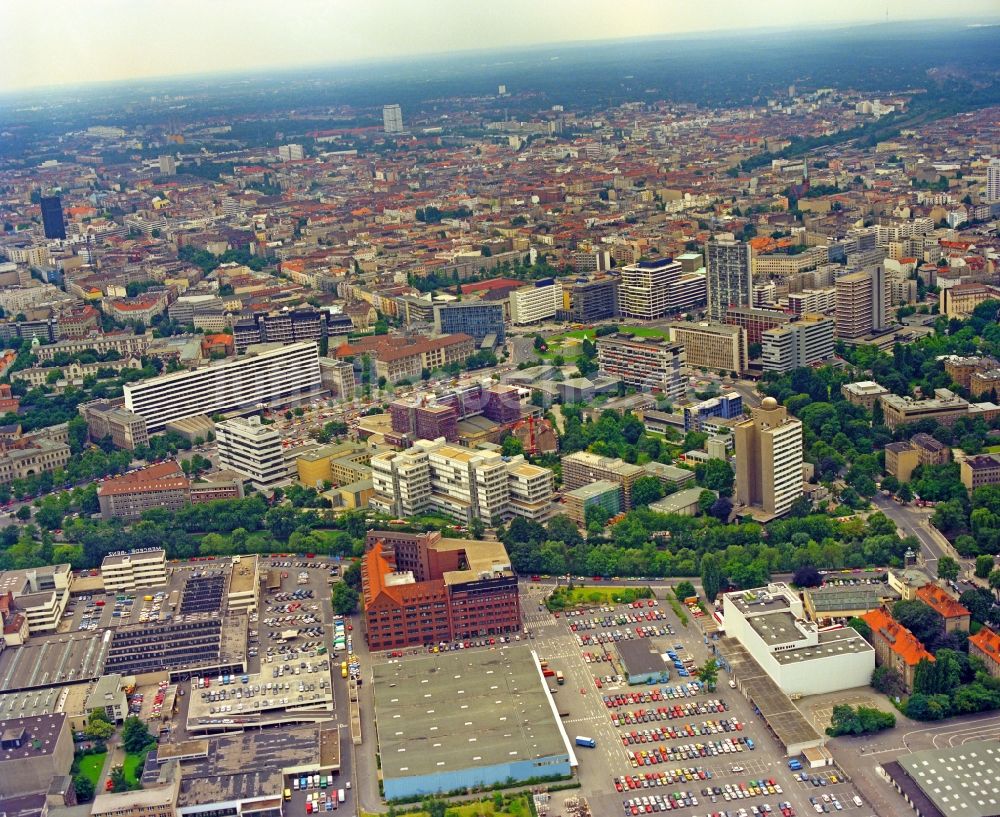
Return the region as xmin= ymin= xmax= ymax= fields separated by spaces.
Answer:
xmin=372 ymin=645 xmax=573 ymax=800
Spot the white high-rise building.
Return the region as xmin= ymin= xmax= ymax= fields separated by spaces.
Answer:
xmin=760 ymin=314 xmax=835 ymax=373
xmin=369 ymin=438 xmax=554 ymax=523
xmin=734 ymin=398 xmax=803 ymax=518
xmin=382 ymin=104 xmax=404 ymax=134
xmin=216 ymin=415 xmax=286 ymax=490
xmin=618 ymin=259 xmax=705 ymax=319
xmin=158 ymin=155 xmax=176 ymax=176
xmin=706 ymin=237 xmax=752 ymax=320
xmin=124 ymin=342 xmax=322 ymax=431
xmin=101 ymin=548 xmax=168 ymax=592
xmin=278 ymin=143 xmax=305 ymax=162
xmin=509 ymin=282 xmax=560 ymax=324
xmin=987 ymin=158 xmax=1000 ymax=203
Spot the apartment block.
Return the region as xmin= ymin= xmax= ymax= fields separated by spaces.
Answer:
xmin=879 ymin=389 xmax=970 ymax=430
xmin=915 ymin=584 xmax=970 ymax=634
xmin=961 ymin=453 xmax=1000 ymax=493
xmin=786 ymin=287 xmax=836 ymax=316
xmin=760 ymin=314 xmax=835 ymax=373
xmin=596 ymin=332 xmax=686 ymax=401
xmin=216 ymin=415 xmax=286 ymax=489
xmin=835 ymin=271 xmax=874 ymax=338
xmin=558 ymin=274 xmax=620 ymax=322
xmin=334 ymin=333 xmax=475 ymax=384
xmin=561 ymin=450 xmax=645 ymax=510
xmin=101 ymin=548 xmax=168 ymax=593
xmin=939 ymin=282 xmax=1000 ymax=319
xmin=884 ymin=433 xmax=950 ymax=482
xmin=369 ymin=438 xmax=554 ymax=523
xmin=667 ymin=321 xmax=747 ymax=374
xmin=618 ymin=259 xmax=706 ymax=319
xmin=296 ymin=441 xmax=373 ymax=488
xmin=734 ymin=397 xmax=803 ymax=518
xmin=433 ymin=300 xmax=506 ymax=342
xmin=509 ymin=281 xmax=560 ymax=325
xmin=97 ymin=461 xmax=191 ymax=520
xmin=232 ymin=308 xmax=336 ymax=352
xmin=124 ymin=342 xmax=322 ymax=431
xmin=361 ymin=530 xmax=520 ymax=651
xmin=318 ymin=358 xmax=355 ymax=399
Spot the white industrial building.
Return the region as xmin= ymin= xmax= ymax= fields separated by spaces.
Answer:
xmin=721 ymin=583 xmax=874 ymax=697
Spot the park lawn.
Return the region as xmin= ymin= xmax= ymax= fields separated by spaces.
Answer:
xmin=122 ymin=750 xmax=148 ymax=786
xmin=549 ymin=585 xmax=652 ymax=609
xmin=364 ymin=796 xmax=531 ymax=817
xmin=618 ymin=325 xmax=671 ymax=338
xmin=77 ymin=753 xmax=106 ymax=786
xmin=985 ymin=445 xmax=1000 ymax=454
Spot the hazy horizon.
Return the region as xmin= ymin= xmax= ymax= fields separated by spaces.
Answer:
xmin=2 ymin=0 xmax=999 ymax=94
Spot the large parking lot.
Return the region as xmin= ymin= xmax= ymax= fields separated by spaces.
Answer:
xmin=525 ymin=583 xmax=875 ymax=817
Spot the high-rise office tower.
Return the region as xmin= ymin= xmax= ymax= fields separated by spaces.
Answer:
xmin=158 ymin=155 xmax=177 ymax=176
xmin=39 ymin=196 xmax=66 ymax=240
xmin=835 ymin=271 xmax=874 ymax=338
xmin=987 ymin=158 xmax=1000 ymax=203
xmin=706 ymin=237 xmax=752 ymax=320
xmin=734 ymin=397 xmax=803 ymax=517
xmin=382 ymin=104 xmax=404 ymax=134
xmin=618 ymin=259 xmax=705 ymax=319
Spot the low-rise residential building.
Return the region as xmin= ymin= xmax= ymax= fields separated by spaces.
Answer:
xmin=968 ymin=626 xmax=1000 ymax=679
xmin=862 ymin=606 xmax=934 ymax=693
xmin=596 ymin=332 xmax=686 ymax=401
xmin=961 ymin=453 xmax=1000 ymax=493
xmin=97 ymin=461 xmax=191 ymax=520
xmin=101 ymin=548 xmax=168 ymax=593
xmin=915 ymin=584 xmax=971 ymax=634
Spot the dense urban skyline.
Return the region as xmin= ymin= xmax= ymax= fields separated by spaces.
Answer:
xmin=1 ymin=0 xmax=999 ymax=92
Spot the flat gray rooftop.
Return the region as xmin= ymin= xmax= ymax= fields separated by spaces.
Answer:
xmin=805 ymin=585 xmax=897 ymax=613
xmin=617 ymin=638 xmax=668 ymax=676
xmin=896 ymin=740 xmax=1000 ymax=817
xmin=716 ymin=636 xmax=822 ymax=755
xmin=772 ymin=628 xmax=875 ymax=665
xmin=728 ymin=591 xmax=792 ymax=617
xmin=0 ymin=631 xmax=109 ymax=692
xmin=372 ymin=644 xmax=568 ymax=783
xmin=747 ymin=610 xmax=805 ymax=647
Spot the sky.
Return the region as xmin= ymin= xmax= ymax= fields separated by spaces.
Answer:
xmin=1 ymin=0 xmax=998 ymax=93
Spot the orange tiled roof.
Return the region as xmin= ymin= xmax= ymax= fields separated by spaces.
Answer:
xmin=969 ymin=626 xmax=1000 ymax=661
xmin=863 ymin=608 xmax=935 ymax=667
xmin=916 ymin=584 xmax=970 ymax=620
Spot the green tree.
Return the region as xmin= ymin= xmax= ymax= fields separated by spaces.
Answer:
xmin=469 ymin=517 xmax=485 ymax=539
xmin=109 ymin=766 xmax=130 ymax=793
xmin=937 ymin=556 xmax=960 ymax=583
xmin=700 ymin=552 xmax=724 ymax=602
xmin=695 ymin=459 xmax=735 ymax=497
xmin=848 ymin=616 xmax=872 ymax=642
xmin=73 ymin=774 xmax=95 ymax=803
xmin=674 ymin=581 xmax=696 ymax=601
xmin=990 ymin=569 xmax=1000 ymax=600
xmin=696 ymin=658 xmax=719 ymax=690
xmin=84 ymin=709 xmax=115 ymax=740
xmin=826 ymin=704 xmax=895 ymax=736
xmin=975 ymin=555 xmax=995 ymax=579
xmin=631 ymin=475 xmax=665 ymax=507
xmin=501 ymin=435 xmax=524 ymax=457
xmin=332 ymin=581 xmax=359 ymax=615
xmin=121 ymin=716 xmax=153 ymax=753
